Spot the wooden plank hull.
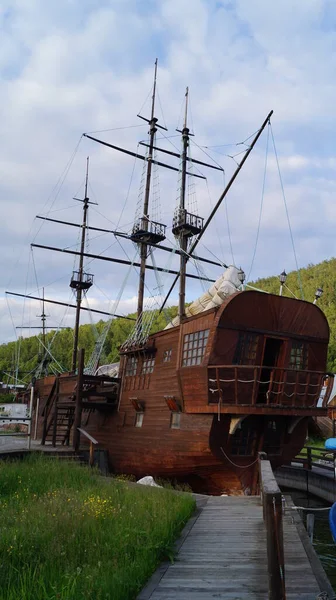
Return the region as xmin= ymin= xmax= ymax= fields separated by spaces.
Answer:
xmin=32 ymin=291 xmax=331 ymax=495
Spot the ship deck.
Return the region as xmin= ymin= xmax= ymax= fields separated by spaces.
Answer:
xmin=137 ymin=495 xmax=333 ymax=600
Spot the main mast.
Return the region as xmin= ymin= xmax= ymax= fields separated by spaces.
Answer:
xmin=172 ymin=88 xmax=204 ymax=321
xmin=70 ymin=157 xmax=94 ymax=372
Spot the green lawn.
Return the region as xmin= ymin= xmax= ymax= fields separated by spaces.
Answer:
xmin=0 ymin=454 xmax=195 ymax=600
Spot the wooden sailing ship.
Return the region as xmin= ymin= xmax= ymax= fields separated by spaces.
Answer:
xmin=12 ymin=61 xmax=335 ymax=494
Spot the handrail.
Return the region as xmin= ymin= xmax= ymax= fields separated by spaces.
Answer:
xmin=209 ymin=365 xmax=328 ymax=375
xmin=77 ymin=427 xmax=98 ymax=445
xmin=41 ymin=376 xmax=57 ymax=417
xmin=259 ymin=453 xmax=286 ymax=600
xmin=77 ymin=426 xmax=98 ymax=467
xmin=293 ymin=445 xmax=336 ymax=480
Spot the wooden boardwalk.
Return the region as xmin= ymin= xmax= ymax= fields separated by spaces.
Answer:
xmin=138 ymin=495 xmax=332 ymax=600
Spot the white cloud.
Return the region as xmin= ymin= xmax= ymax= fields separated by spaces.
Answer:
xmin=1 ymin=0 xmax=336 ymax=345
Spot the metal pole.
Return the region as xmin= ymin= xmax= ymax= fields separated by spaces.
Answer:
xmin=34 ymin=395 xmax=40 ymax=440
xmin=27 ymin=384 xmax=34 ymax=449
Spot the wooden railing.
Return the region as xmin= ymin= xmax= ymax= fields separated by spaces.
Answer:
xmin=77 ymin=427 xmax=98 ymax=467
xmin=41 ymin=376 xmax=59 ymax=445
xmin=293 ymin=445 xmax=336 ymax=480
xmin=259 ymin=453 xmax=286 ymax=600
xmin=208 ymin=365 xmax=333 ymax=408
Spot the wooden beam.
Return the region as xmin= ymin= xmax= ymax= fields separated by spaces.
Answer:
xmin=73 ymin=349 xmax=85 ymax=452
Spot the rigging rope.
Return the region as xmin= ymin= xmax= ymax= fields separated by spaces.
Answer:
xmin=220 ymin=447 xmax=259 ymax=469
xmin=247 ymin=122 xmax=270 ymax=282
xmin=84 ymin=124 xmax=147 ymax=135
xmin=157 ymin=88 xmax=168 ymax=131
xmin=6 ymin=136 xmax=83 ymax=292
xmin=85 ymin=248 xmax=138 ymax=373
xmin=270 ymin=124 xmax=304 ymax=299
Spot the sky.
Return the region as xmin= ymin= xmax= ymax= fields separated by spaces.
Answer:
xmin=1 ymin=0 xmax=336 ymax=349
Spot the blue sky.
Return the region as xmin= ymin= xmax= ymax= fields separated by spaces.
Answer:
xmin=1 ymin=0 xmax=336 ymax=346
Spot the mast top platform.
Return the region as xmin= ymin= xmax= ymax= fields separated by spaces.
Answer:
xmin=172 ymin=208 xmax=204 ymax=238
xmin=130 ymin=217 xmax=166 ymax=245
xmin=70 ymin=271 xmax=94 ymax=291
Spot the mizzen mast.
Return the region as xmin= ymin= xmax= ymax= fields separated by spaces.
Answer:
xmin=70 ymin=156 xmax=94 ymax=372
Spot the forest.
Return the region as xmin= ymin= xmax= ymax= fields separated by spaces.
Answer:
xmin=1 ymin=257 xmax=336 ymax=385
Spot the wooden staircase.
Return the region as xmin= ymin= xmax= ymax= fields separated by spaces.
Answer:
xmin=42 ymin=404 xmax=75 ymax=446
xmin=40 ymin=353 xmax=120 ymax=448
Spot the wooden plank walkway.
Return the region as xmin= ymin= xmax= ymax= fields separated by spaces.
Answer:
xmin=138 ymin=495 xmax=331 ymax=600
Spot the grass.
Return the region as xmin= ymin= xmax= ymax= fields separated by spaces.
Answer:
xmin=0 ymin=454 xmax=195 ymax=600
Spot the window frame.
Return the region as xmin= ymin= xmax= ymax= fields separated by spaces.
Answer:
xmin=163 ymin=348 xmax=172 ymax=363
xmin=233 ymin=333 xmax=259 ymax=365
xmin=170 ymin=412 xmax=181 ymax=429
xmin=230 ymin=423 xmax=257 ymax=457
xmin=141 ymin=356 xmax=155 ymax=374
xmin=125 ymin=356 xmax=138 ymax=377
xmin=135 ymin=412 xmax=144 ymax=428
xmin=182 ymin=329 xmax=210 ymax=367
xmin=289 ymin=341 xmax=308 ymax=370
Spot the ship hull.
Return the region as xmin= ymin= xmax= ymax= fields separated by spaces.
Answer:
xmin=33 ymin=291 xmax=331 ymax=495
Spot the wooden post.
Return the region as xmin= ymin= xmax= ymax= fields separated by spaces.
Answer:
xmin=307 ymin=513 xmax=314 ymax=544
xmin=280 ymin=369 xmax=287 ymax=404
xmin=259 ymin=456 xmax=286 ymax=600
xmin=52 ymin=376 xmax=59 ymax=447
xmin=264 ymin=492 xmax=285 ymax=600
xmin=27 ymin=383 xmax=34 ymax=450
xmin=293 ymin=371 xmax=299 ymax=406
xmin=304 ymin=372 xmax=311 ymax=407
xmin=234 ymin=367 xmax=238 ymax=404
xmin=252 ymin=367 xmax=257 ymax=404
xmin=267 ymin=370 xmax=274 ymax=405
xmin=307 ymin=447 xmax=312 ymax=471
xmin=73 ymin=348 xmax=85 ymax=453
xmin=89 ymin=441 xmax=94 ymax=467
xmin=216 ymin=368 xmax=222 ymax=416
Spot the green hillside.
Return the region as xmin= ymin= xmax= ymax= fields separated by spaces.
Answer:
xmin=2 ymin=258 xmax=336 ymax=384
xmin=0 ymin=306 xmax=178 ymax=385
xmin=252 ymin=258 xmax=336 ymax=370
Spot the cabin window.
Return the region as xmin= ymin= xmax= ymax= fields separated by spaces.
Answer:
xmin=182 ymin=329 xmax=210 ymax=366
xmin=234 ymin=333 xmax=259 ymax=365
xmin=230 ymin=423 xmax=257 ymax=456
xmin=135 ymin=412 xmax=144 ymax=428
xmin=170 ymin=412 xmax=181 ymax=429
xmin=125 ymin=356 xmax=138 ymax=377
xmin=163 ymin=349 xmax=172 ymax=362
xmin=142 ymin=357 xmax=155 ymax=374
xmin=289 ymin=341 xmax=308 ymax=370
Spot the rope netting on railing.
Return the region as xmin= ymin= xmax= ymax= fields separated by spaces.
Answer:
xmin=207 ymin=366 xmax=326 ymax=407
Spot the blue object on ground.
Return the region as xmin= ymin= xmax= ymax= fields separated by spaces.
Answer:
xmin=329 ymin=502 xmax=336 ymax=543
xmin=325 ymin=438 xmax=336 ymax=451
